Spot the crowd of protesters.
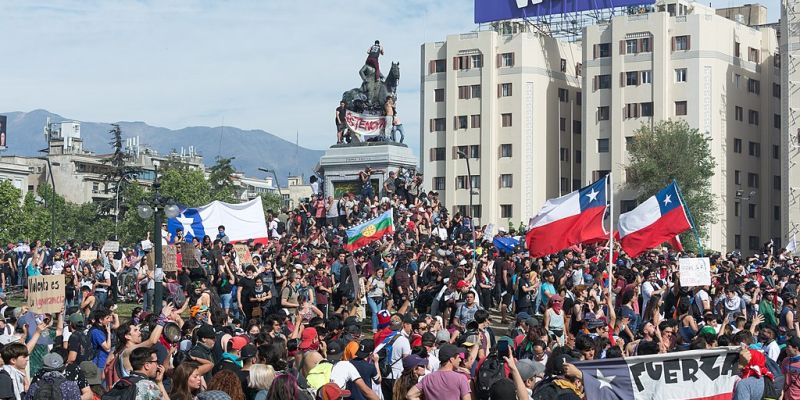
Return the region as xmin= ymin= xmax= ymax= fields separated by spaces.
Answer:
xmin=0 ymin=171 xmax=799 ymax=400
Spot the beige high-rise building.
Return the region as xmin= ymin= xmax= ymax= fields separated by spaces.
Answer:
xmin=582 ymin=0 xmax=780 ymax=252
xmin=781 ymin=0 xmax=800 ymax=248
xmin=420 ymin=26 xmax=583 ymax=228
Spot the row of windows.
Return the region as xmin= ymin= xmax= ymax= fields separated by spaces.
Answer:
xmin=434 ymin=83 xmax=582 ymax=105
xmin=428 ymin=52 xmax=583 ymax=77
xmin=596 ymin=100 xmax=686 ymax=121
xmin=430 ymin=144 xmax=514 ymax=161
xmin=735 ymin=235 xmax=768 ymax=251
xmin=592 ymin=35 xmax=689 ymax=59
xmin=443 ymin=204 xmax=515 ymax=219
xmin=732 ymin=139 xmax=782 ymax=160
xmin=429 ymin=114 xmax=512 ymax=132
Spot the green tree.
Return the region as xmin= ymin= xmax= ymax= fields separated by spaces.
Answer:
xmin=259 ymin=192 xmax=283 ymax=216
xmin=116 ymin=183 xmax=152 ymax=244
xmin=20 ymin=191 xmax=51 ymax=242
xmin=0 ymin=181 xmax=24 ymax=242
xmin=625 ymin=119 xmax=716 ymax=251
xmin=159 ymin=166 xmax=211 ymax=207
xmin=99 ymin=124 xmax=141 ymax=217
xmin=208 ymin=157 xmax=237 ymax=203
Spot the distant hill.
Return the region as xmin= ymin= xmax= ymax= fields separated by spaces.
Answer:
xmin=2 ymin=109 xmax=323 ymax=185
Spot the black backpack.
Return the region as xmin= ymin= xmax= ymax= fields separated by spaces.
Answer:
xmin=475 ymin=353 xmax=505 ymax=400
xmin=762 ymin=356 xmax=784 ymax=400
xmin=277 ymin=221 xmax=286 ymax=235
xmin=377 ymin=333 xmax=402 ymax=377
xmin=101 ymin=375 xmax=143 ymax=400
xmin=74 ymin=330 xmax=96 ymax=364
xmin=31 ymin=373 xmax=67 ymax=400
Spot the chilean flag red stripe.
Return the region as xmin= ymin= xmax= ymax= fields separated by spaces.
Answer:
xmin=526 ymin=176 xmax=608 ymax=257
xmin=618 ymin=182 xmax=692 ymax=257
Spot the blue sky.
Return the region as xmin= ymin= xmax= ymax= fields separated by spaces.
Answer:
xmin=0 ymin=0 xmax=780 ymax=154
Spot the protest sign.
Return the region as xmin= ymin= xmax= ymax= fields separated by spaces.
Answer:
xmin=27 ymin=275 xmax=65 ymax=314
xmin=79 ymin=250 xmax=98 ymax=263
xmin=140 ymin=240 xmax=153 ymax=251
xmin=163 ymin=245 xmax=178 ymax=272
xmin=574 ymin=347 xmax=739 ymax=400
xmin=181 ymin=243 xmax=200 ymax=269
xmin=101 ymin=241 xmax=120 ymax=253
xmin=679 ymin=257 xmax=711 ymax=287
xmin=234 ymin=244 xmax=253 ymax=266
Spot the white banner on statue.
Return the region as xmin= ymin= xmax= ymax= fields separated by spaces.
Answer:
xmin=679 ymin=257 xmax=711 ymax=287
xmin=344 ymin=110 xmax=386 ymax=137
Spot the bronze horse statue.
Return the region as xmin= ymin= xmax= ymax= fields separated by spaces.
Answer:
xmin=342 ymin=61 xmax=399 ymax=113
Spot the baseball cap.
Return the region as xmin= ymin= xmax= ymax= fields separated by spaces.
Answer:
xmin=402 ymin=354 xmax=428 ymax=370
xmin=517 ymin=359 xmax=545 ymax=381
xmin=327 ymin=341 xmax=344 ymax=362
xmin=42 ymin=353 xmax=64 ymax=371
xmin=438 ymin=344 xmax=466 ymax=364
xmin=81 ymin=360 xmax=102 ymax=385
xmin=299 ymin=327 xmax=319 ymax=350
xmin=68 ymin=312 xmax=84 ymax=325
xmin=516 ymin=312 xmax=532 ymax=321
xmin=436 ymin=330 xmax=451 ymax=344
xmin=356 ymin=339 xmax=375 ymax=359
xmin=196 ymin=325 xmax=216 ymax=340
xmin=377 ymin=310 xmax=391 ymax=329
xmin=421 ymin=332 xmax=436 ymax=347
xmin=240 ymin=344 xmax=257 ymax=360
xmin=319 ymin=383 xmax=351 ymax=400
xmin=229 ymin=336 xmax=248 ymax=351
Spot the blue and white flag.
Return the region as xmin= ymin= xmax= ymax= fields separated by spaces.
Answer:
xmin=167 ymin=197 xmax=269 ymax=244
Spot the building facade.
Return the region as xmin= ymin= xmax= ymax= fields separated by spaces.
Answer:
xmin=421 ymin=26 xmax=583 ymax=227
xmin=781 ymin=0 xmax=800 ymax=247
xmin=582 ymin=1 xmax=780 ymax=252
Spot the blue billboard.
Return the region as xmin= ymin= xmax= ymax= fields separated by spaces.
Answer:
xmin=475 ymin=0 xmax=655 ymax=23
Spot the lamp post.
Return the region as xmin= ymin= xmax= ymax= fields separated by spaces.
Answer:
xmin=457 ymin=150 xmax=477 ymax=262
xmin=258 ymin=167 xmax=284 ymax=208
xmin=735 ymin=189 xmax=756 ymax=251
xmin=136 ymin=165 xmax=180 ymax=315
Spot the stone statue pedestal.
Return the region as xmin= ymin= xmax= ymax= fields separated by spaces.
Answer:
xmin=317 ymin=142 xmax=418 ymax=198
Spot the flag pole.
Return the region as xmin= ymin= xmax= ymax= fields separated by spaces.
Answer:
xmin=608 ymin=173 xmax=613 ymax=292
xmin=673 ymin=179 xmax=704 ymax=257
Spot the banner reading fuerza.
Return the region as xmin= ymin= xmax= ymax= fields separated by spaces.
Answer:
xmin=574 ymin=347 xmax=740 ymax=400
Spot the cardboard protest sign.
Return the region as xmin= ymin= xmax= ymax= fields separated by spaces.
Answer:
xmin=163 ymin=245 xmax=178 ymax=272
xmin=101 ymin=241 xmax=120 ymax=253
xmin=181 ymin=243 xmax=200 ymax=268
xmin=79 ymin=250 xmax=98 ymax=263
xmin=679 ymin=257 xmax=711 ymax=287
xmin=140 ymin=240 xmax=153 ymax=251
xmin=234 ymin=244 xmax=253 ymax=266
xmin=27 ymin=275 xmax=65 ymax=314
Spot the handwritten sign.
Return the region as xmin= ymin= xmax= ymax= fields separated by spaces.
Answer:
xmin=679 ymin=257 xmax=711 ymax=287
xmin=140 ymin=240 xmax=153 ymax=251
xmin=234 ymin=244 xmax=253 ymax=266
xmin=181 ymin=243 xmax=200 ymax=269
xmin=101 ymin=241 xmax=120 ymax=253
xmin=27 ymin=275 xmax=65 ymax=314
xmin=79 ymin=250 xmax=98 ymax=263
xmin=163 ymin=245 xmax=178 ymax=272
xmin=345 ymin=110 xmax=386 ymax=137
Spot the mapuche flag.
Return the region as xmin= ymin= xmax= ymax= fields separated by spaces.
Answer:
xmin=344 ymin=209 xmax=395 ymax=252
xmin=525 ymin=176 xmax=608 ymax=257
xmin=618 ymin=182 xmax=692 ymax=257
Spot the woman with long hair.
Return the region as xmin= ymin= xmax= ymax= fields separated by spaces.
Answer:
xmin=208 ymin=369 xmax=246 ymax=400
xmin=393 ymin=355 xmax=428 ymax=400
xmin=169 ymin=360 xmax=203 ymax=400
xmin=266 ymin=374 xmax=302 ymax=400
xmin=643 ymin=293 xmax=664 ymax=326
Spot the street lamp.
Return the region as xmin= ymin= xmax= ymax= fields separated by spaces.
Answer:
xmin=258 ymin=167 xmax=284 ymax=208
xmin=456 ymin=150 xmax=477 ymax=262
xmin=735 ymin=189 xmax=757 ymax=251
xmin=136 ymin=165 xmax=180 ymax=315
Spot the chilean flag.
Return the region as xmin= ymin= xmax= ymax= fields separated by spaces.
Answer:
xmin=167 ymin=197 xmax=270 ymax=245
xmin=526 ymin=176 xmax=608 ymax=257
xmin=618 ymin=182 xmax=692 ymax=257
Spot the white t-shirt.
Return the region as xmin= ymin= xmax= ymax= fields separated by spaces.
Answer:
xmin=269 ymin=219 xmax=279 ymax=239
xmin=642 ymin=281 xmax=660 ymax=310
xmin=694 ymin=290 xmax=710 ymax=313
xmin=330 ymin=361 xmax=363 ymax=388
xmin=766 ymin=341 xmax=780 ymax=361
xmin=390 ymin=333 xmax=411 ymax=379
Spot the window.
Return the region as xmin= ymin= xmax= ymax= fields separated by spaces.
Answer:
xmin=430 ymin=118 xmax=446 ymax=132
xmin=640 ymin=102 xmax=653 ymax=117
xmin=735 ymin=235 xmax=741 ymax=250
xmin=748 ymin=47 xmax=759 ymax=63
xmin=598 ymin=138 xmax=610 ymax=153
xmin=675 ymin=101 xmax=687 ymax=116
xmin=592 ymin=170 xmax=611 ymax=181
xmin=560 ymin=117 xmax=566 ymax=132
xmin=453 ymin=55 xmax=470 ymax=70
xmin=560 ymin=58 xmax=567 ymax=72
xmin=773 ymin=145 xmax=780 ymax=159
xmin=471 ymin=54 xmax=483 ymax=68
xmin=623 ymin=103 xmax=640 ymax=119
xmin=576 ymin=92 xmax=582 ymax=105
xmin=735 ymin=106 xmax=743 ymax=122
xmin=558 ymin=88 xmax=569 ymax=102
xmin=500 ymin=174 xmax=513 ymax=188
xmin=734 ymin=170 xmax=741 ymax=185
xmin=501 ymin=113 xmax=513 ymax=127
xmin=640 ymin=37 xmax=651 ymax=52
xmin=471 ymin=114 xmax=481 ymax=128
xmin=748 ymin=79 xmax=760 ymax=94
xmin=500 ymin=204 xmax=513 ymax=218
xmin=672 ymin=35 xmax=690 ymax=51
xmin=734 ymin=41 xmax=740 ymax=57
xmin=469 ymin=145 xmax=480 ymax=159
xmin=458 ymin=86 xmax=471 ymax=99
xmin=597 ymin=106 xmax=610 ymax=121
xmin=573 ymin=120 xmax=582 ymax=134
xmin=573 ymin=179 xmax=581 ymax=190
xmin=734 ymin=74 xmax=741 ymax=88
xmin=734 ymin=138 xmax=742 ymax=153
xmin=560 ymin=147 xmax=570 ymax=162
xmin=625 ymin=39 xmax=638 ymax=54
xmin=595 ymin=43 xmax=611 ymax=58
xmin=770 ymin=83 xmax=781 ymax=99
xmin=641 ymin=70 xmax=652 ymax=84
xmin=499 ymin=52 xmax=515 ymax=67
xmin=675 ymin=68 xmax=687 ymax=82
xmin=500 ymin=144 xmax=512 ymax=158
xmin=430 ymin=147 xmax=446 ymax=161
xmin=92 ymin=182 xmax=99 ymax=193
xmin=596 ymin=74 xmax=612 ymax=90
xmin=774 ymin=175 xmax=781 ymax=190
xmin=471 ymin=85 xmax=481 ymax=98
xmin=456 ymin=175 xmax=480 ymax=189
xmin=430 ymin=59 xmax=446 ymax=73
xmin=576 ymin=63 xmax=582 ymax=77
xmin=774 ymin=114 xmax=781 ymax=129
xmin=625 ymin=71 xmax=639 ymax=86
xmin=455 ymin=145 xmax=469 ymax=159
xmin=575 ymin=150 xmax=582 ymax=163
xmin=561 ymin=178 xmax=569 ymax=193
xmin=499 ymin=83 xmax=513 ymax=97
xmin=749 ymin=142 xmax=760 ymax=157
xmin=775 ymin=53 xmax=782 ymax=68
xmin=775 ymin=206 xmax=781 ymax=221
xmin=471 ymin=205 xmax=482 ymax=218
xmin=455 ymin=115 xmax=468 ymax=129
xmin=625 ymin=136 xmax=635 ymax=151
xmin=749 ymin=236 xmax=760 ymax=251
xmin=748 ymin=110 xmax=759 ymax=125
xmin=748 ymin=173 xmax=759 ymax=188
xmin=432 ymin=177 xmax=446 ymax=190
xmin=734 ymin=202 xmax=740 ymax=217
xmin=621 ymin=200 xmax=638 ymax=213
xmin=434 ymin=88 xmax=445 ymax=102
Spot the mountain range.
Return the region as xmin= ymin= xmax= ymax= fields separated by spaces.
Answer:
xmin=2 ymin=109 xmax=324 ymax=185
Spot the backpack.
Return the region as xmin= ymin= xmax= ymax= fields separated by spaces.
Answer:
xmin=74 ymin=330 xmax=97 ymax=364
xmin=276 ymin=221 xmax=286 ymax=235
xmin=475 ymin=353 xmax=505 ymax=400
xmin=763 ymin=357 xmax=784 ymax=400
xmin=762 ymin=376 xmax=780 ymax=400
xmin=101 ymin=375 xmax=143 ymax=400
xmin=103 ymin=353 xmax=122 ymax=389
xmin=377 ymin=332 xmax=402 ymax=377
xmin=29 ymin=372 xmax=80 ymax=400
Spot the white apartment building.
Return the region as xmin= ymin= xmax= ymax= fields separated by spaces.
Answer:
xmin=781 ymin=0 xmax=800 ymax=247
xmin=421 ymin=26 xmax=583 ymax=227
xmin=582 ymin=1 xmax=780 ymax=252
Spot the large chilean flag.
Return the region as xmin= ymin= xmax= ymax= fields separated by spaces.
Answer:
xmin=618 ymin=182 xmax=692 ymax=257
xmin=526 ymin=176 xmax=608 ymax=257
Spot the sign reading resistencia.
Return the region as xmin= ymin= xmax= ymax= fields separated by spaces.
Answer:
xmin=345 ymin=110 xmax=386 ymax=137
xmin=474 ymin=0 xmax=655 ymax=23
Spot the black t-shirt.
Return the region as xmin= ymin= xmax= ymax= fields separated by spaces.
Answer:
xmin=238 ymin=276 xmax=256 ymax=307
xmin=0 ymin=370 xmax=15 ymax=400
xmin=336 ymin=106 xmax=347 ymax=124
xmin=67 ymin=331 xmax=93 ymax=364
